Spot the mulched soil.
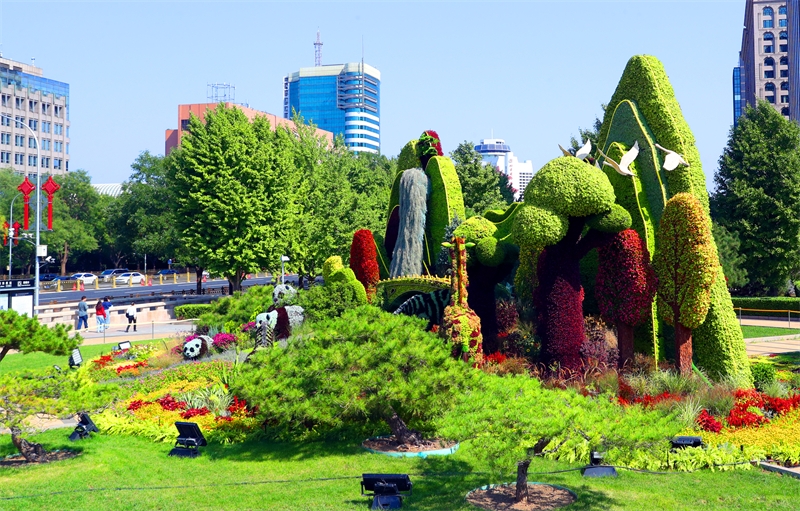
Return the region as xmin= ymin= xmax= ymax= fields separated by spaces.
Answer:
xmin=467 ymin=484 xmax=576 ymax=511
xmin=362 ymin=436 xmax=457 ymax=453
xmin=0 ymin=450 xmax=80 ymax=468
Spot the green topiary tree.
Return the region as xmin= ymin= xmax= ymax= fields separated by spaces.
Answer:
xmin=0 ymin=309 xmax=79 ymax=365
xmin=653 ymin=193 xmax=717 ymax=375
xmin=322 ymin=255 xmax=367 ymax=304
xmin=232 ymin=306 xmax=475 ymax=445
xmin=512 ymin=156 xmax=631 ymax=369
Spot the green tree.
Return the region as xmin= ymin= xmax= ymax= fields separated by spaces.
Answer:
xmin=168 ymin=104 xmax=300 ymax=291
xmin=450 ymin=141 xmax=511 ymax=217
xmin=0 ymin=309 xmax=78 ymax=363
xmin=568 ymin=106 xmax=605 ymax=161
xmin=712 ymin=101 xmax=800 ymax=294
xmin=712 ymin=222 xmax=748 ymax=290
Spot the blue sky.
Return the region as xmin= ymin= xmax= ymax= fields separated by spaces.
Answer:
xmin=1 ymin=1 xmax=745 ymax=190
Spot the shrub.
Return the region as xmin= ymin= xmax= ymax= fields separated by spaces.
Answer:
xmin=730 ymin=297 xmax=800 ymax=317
xmin=174 ymin=304 xmax=213 ymax=320
xmin=751 ymin=362 xmax=777 ymax=391
xmin=196 ymin=285 xmax=274 ymax=329
xmin=231 ymin=306 xmax=476 ymax=443
xmin=349 ymin=229 xmax=380 ymax=302
xmin=297 ymin=282 xmax=365 ymax=323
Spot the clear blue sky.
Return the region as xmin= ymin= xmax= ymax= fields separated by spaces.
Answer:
xmin=1 ymin=1 xmax=745 ymax=190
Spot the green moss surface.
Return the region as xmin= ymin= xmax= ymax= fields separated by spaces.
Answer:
xmin=512 ymin=204 xmax=568 ymax=251
xmin=586 ymin=203 xmax=632 ymax=233
xmin=524 ymin=157 xmax=616 ymax=218
xmin=424 ymin=156 xmax=466 ymax=265
xmin=372 ymin=232 xmax=391 ymax=280
xmin=387 ymin=171 xmax=405 ymax=220
xmin=322 ymin=256 xmax=344 ymax=282
xmin=397 ymin=140 xmax=421 ymax=172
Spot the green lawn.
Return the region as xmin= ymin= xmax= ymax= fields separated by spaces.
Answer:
xmin=741 ymin=325 xmax=800 ymax=339
xmin=0 ymin=430 xmax=798 ymax=510
xmin=0 ymin=339 xmax=167 ymax=375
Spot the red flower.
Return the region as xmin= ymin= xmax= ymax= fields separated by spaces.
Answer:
xmin=156 ymin=394 xmax=188 ymax=411
xmin=93 ymin=355 xmax=114 ymax=369
xmin=127 ymin=399 xmax=149 ymax=411
xmin=116 ymin=361 xmax=147 ymax=375
xmin=697 ymin=410 xmax=723 ymax=433
xmin=181 ymin=407 xmax=211 ymax=419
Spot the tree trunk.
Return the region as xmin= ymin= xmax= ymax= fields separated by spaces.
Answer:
xmin=675 ymin=321 xmax=693 ymax=376
xmin=0 ymin=344 xmax=12 ymax=364
xmin=227 ymin=270 xmax=243 ymax=293
xmin=386 ymin=408 xmax=422 ymax=446
xmin=617 ymin=323 xmax=635 ymax=370
xmin=515 ymin=459 xmax=531 ymax=503
xmin=60 ymin=241 xmax=69 ymax=276
xmin=195 ymin=266 xmax=203 ymax=295
xmin=11 ymin=427 xmax=47 ymax=463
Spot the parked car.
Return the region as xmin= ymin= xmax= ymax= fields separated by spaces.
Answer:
xmin=70 ymin=273 xmax=98 ymax=285
xmin=100 ymin=268 xmax=130 ymax=282
xmin=114 ymin=272 xmax=145 ymax=285
xmin=156 ymin=269 xmax=178 ymax=276
xmin=52 ymin=275 xmax=74 ymax=281
xmin=39 ymin=273 xmax=59 ymax=282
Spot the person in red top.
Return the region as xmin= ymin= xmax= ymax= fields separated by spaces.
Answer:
xmin=95 ymin=299 xmax=106 ymax=333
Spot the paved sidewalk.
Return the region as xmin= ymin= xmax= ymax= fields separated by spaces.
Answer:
xmin=73 ymin=320 xmax=195 ymax=346
xmin=737 ymin=316 xmax=800 ymax=356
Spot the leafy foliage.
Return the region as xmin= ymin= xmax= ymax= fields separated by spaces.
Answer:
xmin=711 ymin=222 xmax=748 ymax=290
xmin=0 ymin=310 xmax=79 ymax=364
xmin=231 ymin=306 xmax=476 ymax=441
xmin=196 ymin=285 xmax=274 ymax=330
xmin=450 ymin=141 xmax=511 ymax=217
xmin=597 ymin=229 xmax=657 ymax=327
xmin=712 ymin=101 xmax=800 ymax=293
xmin=174 ymin=304 xmax=213 ymax=320
xmin=296 ymin=281 xmax=365 ymax=323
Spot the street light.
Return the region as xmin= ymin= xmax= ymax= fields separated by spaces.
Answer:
xmin=8 ymin=192 xmax=21 ymax=279
xmin=280 ymin=255 xmax=290 ymax=285
xmin=0 ymin=114 xmax=41 ymax=310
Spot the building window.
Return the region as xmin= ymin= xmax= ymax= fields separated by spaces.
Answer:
xmin=41 ymin=121 xmax=50 ymax=133
xmin=766 ymin=82 xmax=776 ymax=91
xmin=53 ymin=158 xmax=62 ymax=170
xmin=781 ymin=56 xmax=789 ymax=65
xmin=41 ymin=103 xmax=50 ymax=115
xmin=781 ymin=69 xmax=789 ymax=77
xmin=780 ymin=31 xmax=788 ymax=39
xmin=54 ymin=124 xmax=62 ymax=135
xmin=28 ymin=119 xmax=37 ymax=131
xmin=767 ymin=95 xmax=776 ymax=103
xmin=0 ymin=152 xmax=9 ymax=164
xmin=41 ymin=157 xmax=49 ymax=169
xmin=66 ymin=143 xmax=69 ymax=155
xmin=15 ymin=98 xmax=23 ymax=109
xmin=27 ymin=155 xmax=36 ymax=167
xmin=180 ymin=119 xmax=190 ymax=131
xmin=0 ymin=95 xmax=8 ymax=107
xmin=780 ymin=5 xmax=787 ymax=15
xmin=14 ymin=116 xmax=24 ymax=129
xmin=765 ymin=32 xmax=775 ymax=40
xmin=782 ymin=81 xmax=790 ymax=90
xmin=42 ymin=139 xmax=50 ymax=150
xmin=766 ymin=70 xmax=776 ymax=78
xmin=14 ymin=135 xmax=23 ymax=147
xmin=782 ymin=94 xmax=790 ymax=103
xmin=781 ymin=44 xmax=789 ymax=52
xmin=782 ymin=107 xmax=790 ymax=116
xmin=765 ymin=19 xmax=774 ymax=28
xmin=765 ymin=6 xmax=774 ymax=16
xmin=28 ymin=137 xmax=36 ymax=149
xmin=28 ymin=100 xmax=37 ymax=112
xmin=780 ymin=18 xmax=788 ymax=27
xmin=0 ymin=133 xmax=9 ymax=145
xmin=54 ymin=105 xmax=62 ymax=118
xmin=765 ymin=44 xmax=774 ymax=53
xmin=54 ymin=141 xmax=62 ymax=152
xmin=14 ymin=153 xmax=23 ymax=165
xmin=0 ymin=117 xmax=8 ymax=127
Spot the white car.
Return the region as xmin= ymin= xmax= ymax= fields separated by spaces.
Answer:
xmin=70 ymin=273 xmax=97 ymax=285
xmin=114 ymin=272 xmax=145 ymax=285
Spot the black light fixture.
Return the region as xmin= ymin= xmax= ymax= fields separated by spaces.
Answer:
xmin=118 ymin=341 xmax=132 ymax=351
xmin=361 ymin=474 xmax=412 ymax=509
xmin=168 ymin=421 xmax=207 ymax=458
xmin=69 ymin=412 xmax=99 ymax=441
xmin=670 ymin=436 xmax=704 ymax=450
xmin=581 ymin=451 xmax=618 ymax=478
xmin=68 ymin=348 xmax=83 ymax=368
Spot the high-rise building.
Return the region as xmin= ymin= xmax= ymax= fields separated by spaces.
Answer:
xmin=474 ymin=138 xmax=534 ymax=200
xmin=734 ymin=1 xmax=798 ymax=125
xmin=0 ymin=56 xmax=70 ymax=175
xmin=283 ymin=62 xmax=380 ymax=154
xmin=165 ymin=102 xmax=333 ymax=155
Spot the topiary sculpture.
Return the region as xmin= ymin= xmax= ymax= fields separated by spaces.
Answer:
xmin=350 ymin=229 xmax=380 ymax=302
xmin=596 ymin=228 xmax=657 ymax=368
xmin=652 ymin=193 xmax=717 ymax=375
xmin=321 ymin=255 xmax=368 ymax=305
xmin=440 ymin=236 xmax=483 ymax=364
xmin=512 ymin=156 xmax=631 ymax=370
xmin=390 ymin=168 xmax=430 ymax=277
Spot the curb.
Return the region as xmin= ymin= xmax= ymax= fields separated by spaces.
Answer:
xmin=759 ymin=462 xmax=800 ymax=479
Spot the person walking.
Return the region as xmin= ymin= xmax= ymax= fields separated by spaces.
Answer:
xmin=102 ymin=296 xmax=113 ymax=329
xmin=76 ymin=296 xmax=89 ymax=331
xmin=125 ymin=302 xmax=137 ymax=332
xmin=95 ymin=299 xmax=106 ymax=333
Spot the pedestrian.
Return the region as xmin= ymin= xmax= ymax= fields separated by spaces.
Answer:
xmin=125 ymin=302 xmax=137 ymax=332
xmin=95 ymin=299 xmax=106 ymax=333
xmin=102 ymin=296 xmax=113 ymax=329
xmin=76 ymin=296 xmax=89 ymax=331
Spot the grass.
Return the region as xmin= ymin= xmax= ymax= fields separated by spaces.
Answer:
xmin=0 ymin=339 xmax=168 ymax=375
xmin=741 ymin=325 xmax=800 ymax=339
xmin=0 ymin=430 xmax=798 ymax=510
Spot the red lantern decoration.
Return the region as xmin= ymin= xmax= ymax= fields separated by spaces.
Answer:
xmin=16 ymin=176 xmax=35 ymax=231
xmin=41 ymin=176 xmax=61 ymax=231
xmin=12 ymin=221 xmax=20 ymax=246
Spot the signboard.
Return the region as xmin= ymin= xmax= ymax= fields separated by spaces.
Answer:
xmin=0 ymin=279 xmax=35 ymax=289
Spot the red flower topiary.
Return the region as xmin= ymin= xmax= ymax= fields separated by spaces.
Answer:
xmin=596 ymin=229 xmax=657 ymax=368
xmin=350 ymin=229 xmax=380 ymax=302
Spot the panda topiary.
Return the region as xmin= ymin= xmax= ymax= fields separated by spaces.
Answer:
xmin=272 ymin=284 xmax=297 ymax=307
xmin=255 ymin=305 xmax=305 ymax=341
xmin=183 ymin=335 xmax=213 ymax=359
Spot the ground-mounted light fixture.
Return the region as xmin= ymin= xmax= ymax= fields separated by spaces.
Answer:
xmin=68 ymin=348 xmax=83 ymax=368
xmin=581 ymin=451 xmax=618 ymax=478
xmin=361 ymin=473 xmax=412 ymax=509
xmin=117 ymin=340 xmax=132 ymax=351
xmin=670 ymin=436 xmax=704 ymax=450
xmin=168 ymin=421 xmax=207 ymax=458
xmin=69 ymin=412 xmax=99 ymax=441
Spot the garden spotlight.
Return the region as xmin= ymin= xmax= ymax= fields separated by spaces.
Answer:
xmin=69 ymin=413 xmax=99 ymax=441
xmin=168 ymin=421 xmax=207 ymax=458
xmin=361 ymin=474 xmax=411 ymax=509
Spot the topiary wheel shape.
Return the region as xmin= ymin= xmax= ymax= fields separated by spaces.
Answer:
xmin=466 ymin=482 xmax=577 ymax=511
xmin=362 ymin=435 xmax=459 ymax=458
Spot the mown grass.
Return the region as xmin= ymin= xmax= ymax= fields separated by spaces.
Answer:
xmin=741 ymin=325 xmax=800 ymax=339
xmin=0 ymin=429 xmax=798 ymax=511
xmin=0 ymin=339 xmax=166 ymax=375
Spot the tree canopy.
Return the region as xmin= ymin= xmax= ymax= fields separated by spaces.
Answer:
xmin=0 ymin=309 xmax=78 ymax=364
xmin=450 ymin=141 xmax=512 ymax=217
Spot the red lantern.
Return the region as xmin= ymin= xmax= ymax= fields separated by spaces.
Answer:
xmin=16 ymin=176 xmax=35 ymax=231
xmin=41 ymin=176 xmax=61 ymax=231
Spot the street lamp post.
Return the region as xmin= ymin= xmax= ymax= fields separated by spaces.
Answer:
xmin=280 ymin=255 xmax=290 ymax=285
xmin=0 ymin=114 xmax=41 ymax=310
xmin=8 ymin=192 xmax=21 ymax=279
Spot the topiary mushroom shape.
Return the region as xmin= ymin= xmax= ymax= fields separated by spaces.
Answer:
xmin=512 ymin=156 xmax=631 ymax=370
xmin=439 ymin=236 xmax=483 ymax=365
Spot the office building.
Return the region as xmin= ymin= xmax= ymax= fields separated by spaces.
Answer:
xmin=165 ymin=103 xmax=333 ymax=155
xmin=734 ymin=1 xmax=799 ymax=125
xmin=283 ymin=62 xmax=381 ymax=154
xmin=474 ymin=138 xmax=534 ymax=200
xmin=0 ymin=55 xmax=70 ymax=175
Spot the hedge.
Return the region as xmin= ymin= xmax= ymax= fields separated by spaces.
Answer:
xmin=174 ymin=304 xmax=213 ymax=319
xmin=730 ymin=297 xmax=800 ymax=317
